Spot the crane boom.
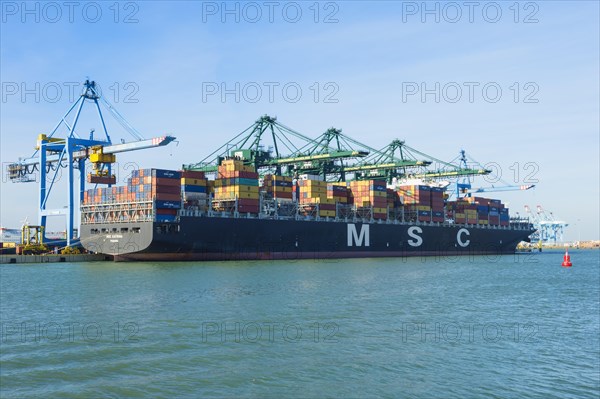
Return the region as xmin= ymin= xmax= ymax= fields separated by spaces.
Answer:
xmin=10 ymin=136 xmax=175 ymax=168
xmin=464 ymin=184 xmax=535 ymax=194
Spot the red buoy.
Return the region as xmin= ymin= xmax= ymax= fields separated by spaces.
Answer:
xmin=561 ymin=248 xmax=572 ymax=267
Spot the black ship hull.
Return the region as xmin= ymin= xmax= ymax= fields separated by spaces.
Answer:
xmin=81 ymin=216 xmax=534 ymax=262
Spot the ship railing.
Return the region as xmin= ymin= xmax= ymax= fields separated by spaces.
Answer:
xmin=171 ymin=202 xmax=529 ymax=231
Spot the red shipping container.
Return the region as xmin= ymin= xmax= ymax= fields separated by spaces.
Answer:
xmin=238 ymin=199 xmax=259 ymax=206
xmin=154 ymin=177 xmax=180 ymax=187
xmin=154 ymin=185 xmax=181 ymax=194
xmin=155 ymin=193 xmax=181 ymax=201
xmin=180 ymin=170 xmax=206 ymax=179
xmin=156 ymin=208 xmax=178 ymax=215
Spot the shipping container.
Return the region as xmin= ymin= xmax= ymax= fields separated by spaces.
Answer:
xmin=155 ymin=200 xmax=181 ymax=209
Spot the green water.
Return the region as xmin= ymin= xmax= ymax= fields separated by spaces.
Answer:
xmin=1 ymin=251 xmax=599 ymax=398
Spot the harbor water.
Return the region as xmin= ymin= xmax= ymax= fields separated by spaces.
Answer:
xmin=1 ymin=251 xmax=599 ymax=398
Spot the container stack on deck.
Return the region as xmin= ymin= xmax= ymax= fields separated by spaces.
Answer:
xmin=398 ymin=185 xmax=432 ymax=222
xmin=214 ymin=159 xmax=260 ymax=214
xmin=82 ymin=162 xmax=513 ymax=227
xmin=327 ymin=183 xmax=349 ymax=205
xmin=297 ymin=179 xmax=336 ymax=217
xmin=263 ymin=174 xmax=293 ymax=201
xmin=386 ymin=188 xmax=402 ymax=209
xmin=82 ymin=168 xmax=182 ymax=223
xmin=348 ymin=180 xmax=387 ymax=220
xmin=181 ymin=170 xmax=209 ymax=212
xmin=142 ymin=169 xmax=181 ymax=222
xmin=446 ymin=196 xmax=509 ymax=226
xmin=430 ymin=187 xmax=445 ymax=223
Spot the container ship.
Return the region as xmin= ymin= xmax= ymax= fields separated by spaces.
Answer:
xmin=79 ymin=116 xmax=535 ymax=261
xmin=80 ymin=162 xmax=534 ymax=261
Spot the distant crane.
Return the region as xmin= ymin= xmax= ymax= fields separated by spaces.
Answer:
xmin=452 ymin=149 xmax=534 ymax=198
xmin=7 ymin=80 xmax=175 ymax=246
xmin=524 ymin=205 xmax=568 ymax=243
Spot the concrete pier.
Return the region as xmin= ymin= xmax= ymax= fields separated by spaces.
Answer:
xmin=1 ymin=254 xmax=113 ymax=264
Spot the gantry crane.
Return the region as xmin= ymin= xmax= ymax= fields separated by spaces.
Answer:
xmin=452 ymin=149 xmax=534 ymax=198
xmin=7 ymin=80 xmax=175 ymax=246
xmin=347 ymin=140 xmax=490 ymax=183
xmin=183 ymin=115 xmax=369 ymax=179
xmin=536 ymin=205 xmax=569 ymax=244
xmin=183 ymin=115 xmax=490 ymax=184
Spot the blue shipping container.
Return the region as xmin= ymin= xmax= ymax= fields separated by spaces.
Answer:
xmin=153 ymin=169 xmax=181 ymax=179
xmin=156 ymin=215 xmax=177 ymax=223
xmin=155 ymin=200 xmax=181 ymax=209
xmin=274 ymin=180 xmax=294 ymax=187
xmin=182 ymin=185 xmax=206 ymax=193
xmin=237 ymin=178 xmax=259 ymax=186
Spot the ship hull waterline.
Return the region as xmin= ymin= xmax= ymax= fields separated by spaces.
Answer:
xmin=80 ymin=216 xmax=534 ymax=262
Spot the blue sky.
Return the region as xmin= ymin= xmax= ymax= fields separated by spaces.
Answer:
xmin=1 ymin=1 xmax=598 ymax=240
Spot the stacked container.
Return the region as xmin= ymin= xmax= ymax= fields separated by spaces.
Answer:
xmin=349 ymin=180 xmax=387 ymax=220
xmin=214 ymin=159 xmax=260 ymax=213
xmin=144 ymin=169 xmax=181 ymax=222
xmin=430 ymin=187 xmax=445 ymax=222
xmin=327 ymin=183 xmax=349 ymax=205
xmin=447 ymin=197 xmax=508 ymax=226
xmin=499 ymin=207 xmax=510 ymax=226
xmin=446 ymin=199 xmax=477 ymax=224
xmin=263 ymin=174 xmax=293 ymax=200
xmin=181 ymin=170 xmax=209 ymax=211
xmin=297 ymin=179 xmax=336 ymax=217
xmin=386 ymin=188 xmax=402 ymax=209
xmin=82 ymin=168 xmax=183 ymax=223
xmin=398 ymin=185 xmax=431 ymax=222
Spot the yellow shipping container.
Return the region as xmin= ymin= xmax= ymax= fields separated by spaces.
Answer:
xmin=328 ymin=196 xmax=348 ymax=204
xmin=304 ymin=180 xmax=327 ymax=188
xmin=269 ymin=175 xmax=293 ymax=182
xmin=305 ymin=189 xmax=327 ymax=196
xmin=232 ymin=185 xmax=259 ymax=193
xmin=181 ymin=178 xmax=207 ymax=186
xmin=319 ymin=210 xmax=336 ymax=217
xmin=314 ymin=197 xmax=335 ymax=205
xmin=272 ymin=186 xmax=292 ymax=193
xmin=373 ymin=207 xmax=387 ymax=214
xmin=236 ymin=192 xmax=260 ymax=199
xmin=221 ymin=159 xmax=244 ymax=168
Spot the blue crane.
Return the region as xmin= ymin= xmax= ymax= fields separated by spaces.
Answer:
xmin=7 ymin=80 xmax=175 ymax=247
xmin=453 ymin=149 xmax=534 ymax=198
